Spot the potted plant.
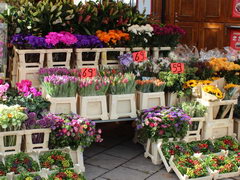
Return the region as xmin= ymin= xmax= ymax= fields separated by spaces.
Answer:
xmin=135 ymin=79 xmax=165 ymax=110
xmin=42 ymin=75 xmax=78 ymax=114
xmin=78 ymin=76 xmax=109 ymax=120
xmin=0 ymin=162 xmax=7 ymax=179
xmin=48 ymin=169 xmax=86 ymax=180
xmin=16 ymin=173 xmax=46 ymax=180
xmin=187 ymin=140 xmax=217 ymax=155
xmin=108 ymin=72 xmax=136 ymax=119
xmin=214 ymin=136 xmax=240 ymax=152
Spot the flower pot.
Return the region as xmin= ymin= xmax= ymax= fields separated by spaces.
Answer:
xmin=0 ymin=130 xmax=25 ymax=154
xmin=183 ymin=117 xmax=205 ymax=142
xmin=152 ymin=47 xmax=171 ymax=59
xmin=15 ymin=48 xmax=45 ymax=88
xmin=100 ymin=48 xmax=126 ymax=69
xmin=78 ymin=95 xmax=108 ymax=120
xmin=165 ymin=92 xmax=178 ymax=106
xmin=46 ymin=95 xmax=77 ymax=114
xmin=24 ymin=128 xmax=51 ymax=153
xmin=75 ymin=48 xmax=101 ymax=69
xmin=136 ymin=91 xmax=165 ymax=110
xmin=108 ymin=94 xmax=137 ymax=119
xmin=46 ymin=49 xmax=72 ymax=68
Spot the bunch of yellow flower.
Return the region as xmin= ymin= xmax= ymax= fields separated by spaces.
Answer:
xmin=208 ymin=57 xmax=240 ymax=71
xmin=184 ymin=80 xmax=213 ymax=89
xmin=202 ymin=85 xmax=224 ymax=99
xmin=224 ymin=83 xmax=240 ymax=90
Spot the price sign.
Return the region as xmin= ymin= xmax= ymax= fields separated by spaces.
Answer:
xmin=232 ymin=0 xmax=240 ymax=18
xmin=80 ymin=68 xmax=97 ymax=78
xmin=170 ymin=63 xmax=184 ymax=74
xmin=132 ymin=50 xmax=147 ymax=62
xmin=230 ymin=30 xmax=240 ymax=50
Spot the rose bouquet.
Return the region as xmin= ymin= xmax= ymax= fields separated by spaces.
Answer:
xmin=187 ymin=140 xmax=217 ymax=155
xmin=39 ymin=68 xmax=71 ymax=82
xmin=214 ymin=136 xmax=240 ymax=151
xmin=0 ymin=162 xmax=6 ymax=177
xmin=136 ymin=106 xmax=191 ymax=141
xmin=78 ymin=77 xmax=110 ymax=96
xmin=173 ymin=155 xmax=209 ymax=178
xmin=42 ymin=75 xmax=78 ymax=97
xmin=161 ymin=142 xmax=193 ymax=164
xmin=39 ymin=150 xmax=73 ymax=170
xmin=45 ymin=113 xmax=102 ymax=150
xmin=136 ymin=79 xmax=165 ymax=93
xmin=48 ymin=169 xmax=86 ymax=180
xmin=109 ymin=73 xmax=136 ymax=95
xmin=5 ymin=152 xmax=40 ymax=174
xmin=205 ymin=155 xmax=238 ymax=174
xmin=16 ymin=173 xmax=45 ymax=180
xmin=127 ymin=24 xmax=153 ymax=47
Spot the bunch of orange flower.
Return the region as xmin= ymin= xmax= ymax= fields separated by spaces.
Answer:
xmin=208 ymin=58 xmax=240 ymax=72
xmin=136 ymin=79 xmax=165 ymax=93
xmin=96 ymin=30 xmax=130 ymax=46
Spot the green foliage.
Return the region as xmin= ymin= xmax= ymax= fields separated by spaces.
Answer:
xmin=178 ymin=101 xmax=206 ymax=117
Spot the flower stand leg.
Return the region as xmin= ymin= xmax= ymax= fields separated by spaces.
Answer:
xmin=234 ymin=119 xmax=240 ymax=141
xmin=70 ymin=147 xmax=85 ymax=172
xmin=144 ymin=139 xmax=162 ymax=165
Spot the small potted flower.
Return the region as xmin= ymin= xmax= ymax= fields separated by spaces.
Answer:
xmin=179 ymin=101 xmax=206 ymax=142
xmin=136 ymin=106 xmax=191 ymax=165
xmin=78 ymin=76 xmax=110 ymax=120
xmin=170 ymin=155 xmax=212 ymax=180
xmin=160 ymin=141 xmax=193 ymax=172
xmin=5 ymin=152 xmax=40 ymax=175
xmin=135 ymin=79 xmax=165 ymax=110
xmin=74 ymin=35 xmax=104 ymax=69
xmin=214 ymin=136 xmax=240 ymax=152
xmin=39 ymin=150 xmax=73 ymax=170
xmin=42 ymin=75 xmax=78 ymax=114
xmin=108 ymin=72 xmax=136 ymax=119
xmin=204 ymin=154 xmax=240 ymax=179
xmin=48 ymin=169 xmax=86 ymax=180
xmin=16 ymin=172 xmax=46 ymax=180
xmin=187 ymin=140 xmax=217 ymax=155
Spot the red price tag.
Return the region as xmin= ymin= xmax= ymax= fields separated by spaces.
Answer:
xmin=132 ymin=50 xmax=147 ymax=62
xmin=170 ymin=63 xmax=184 ymax=74
xmin=232 ymin=0 xmax=240 ymax=18
xmin=80 ymin=68 xmax=97 ymax=78
xmin=230 ymin=30 xmax=240 ymax=50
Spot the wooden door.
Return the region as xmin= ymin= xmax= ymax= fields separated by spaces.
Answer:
xmin=174 ymin=0 xmax=199 ymax=22
xmin=151 ymin=0 xmax=162 ymax=21
xmin=199 ymin=23 xmax=224 ymax=49
xmin=175 ymin=22 xmax=198 ymax=46
xmin=201 ymin=0 xmax=226 ymax=22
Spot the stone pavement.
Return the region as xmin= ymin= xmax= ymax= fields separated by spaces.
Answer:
xmin=83 ymin=122 xmax=240 ymax=180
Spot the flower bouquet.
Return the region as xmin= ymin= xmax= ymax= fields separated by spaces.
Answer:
xmin=39 ymin=68 xmax=71 ymax=82
xmin=187 ymin=140 xmax=217 ymax=155
xmin=39 ymin=150 xmax=73 ymax=170
xmin=16 ymin=173 xmax=45 ymax=180
xmin=202 ymin=85 xmax=224 ymax=101
xmin=214 ymin=136 xmax=240 ymax=152
xmin=171 ymin=155 xmax=210 ymax=179
xmin=108 ymin=73 xmax=136 ymax=119
xmin=78 ymin=77 xmax=110 ymax=120
xmin=5 ymin=152 xmax=40 ymax=174
xmin=48 ymin=169 xmax=86 ymax=180
xmin=136 ymin=79 xmax=165 ymax=93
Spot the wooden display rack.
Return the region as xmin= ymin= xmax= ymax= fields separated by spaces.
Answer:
xmin=46 ymin=49 xmax=72 ymax=68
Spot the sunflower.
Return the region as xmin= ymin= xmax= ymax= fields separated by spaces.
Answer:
xmin=186 ymin=80 xmax=198 ymax=88
xmin=224 ymin=83 xmax=239 ymax=90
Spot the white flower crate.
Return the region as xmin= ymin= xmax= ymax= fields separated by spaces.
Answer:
xmin=108 ymin=94 xmax=137 ymax=119
xmin=165 ymin=92 xmax=178 ymax=106
xmin=234 ymin=119 xmax=240 ymax=141
xmin=169 ymin=155 xmax=214 ymax=180
xmin=46 ymin=95 xmax=77 ymax=114
xmin=7 ymin=168 xmax=49 ymax=180
xmin=100 ymin=48 xmax=125 ymax=69
xmin=152 ymin=47 xmax=171 ymax=59
xmin=46 ymin=49 xmax=72 ymax=68
xmin=10 ymin=47 xmax=18 ymax=87
xmin=0 ymin=130 xmax=25 ymax=155
xmin=78 ymin=95 xmax=108 ymax=120
xmin=15 ymin=48 xmax=45 ymax=88
xmin=75 ymin=48 xmax=100 ymax=69
xmin=24 ymin=129 xmax=51 ymax=153
xmin=197 ymin=99 xmax=237 ymax=122
xmin=183 ymin=117 xmax=205 ymax=142
xmin=136 ymin=91 xmax=165 ymax=110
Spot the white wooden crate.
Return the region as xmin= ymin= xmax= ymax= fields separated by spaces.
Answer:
xmin=152 ymin=47 xmax=171 ymax=59
xmin=46 ymin=49 xmax=72 ymax=68
xmin=75 ymin=48 xmax=100 ymax=69
xmin=100 ymin=48 xmax=125 ymax=69
xmin=78 ymin=95 xmax=108 ymax=120
xmin=109 ymin=94 xmax=136 ymax=119
xmin=165 ymin=92 xmax=178 ymax=107
xmin=136 ymin=91 xmax=165 ymax=110
xmin=234 ymin=119 xmax=240 ymax=141
xmin=46 ymin=95 xmax=77 ymax=114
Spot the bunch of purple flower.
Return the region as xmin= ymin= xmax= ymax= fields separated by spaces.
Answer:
xmin=74 ymin=35 xmax=104 ymax=48
xmin=39 ymin=68 xmax=71 ymax=82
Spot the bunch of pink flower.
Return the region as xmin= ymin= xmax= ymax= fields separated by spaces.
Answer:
xmin=16 ymin=80 xmax=42 ymax=97
xmin=0 ymin=82 xmax=9 ymax=99
xmin=45 ymin=31 xmax=77 ymax=47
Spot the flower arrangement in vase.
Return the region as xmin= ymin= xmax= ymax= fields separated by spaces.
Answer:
xmin=39 ymin=150 xmax=73 ymax=170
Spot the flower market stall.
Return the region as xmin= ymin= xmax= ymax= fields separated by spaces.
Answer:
xmin=0 ymin=0 xmax=240 ymax=180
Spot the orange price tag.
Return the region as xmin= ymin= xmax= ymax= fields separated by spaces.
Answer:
xmin=132 ymin=50 xmax=147 ymax=62
xmin=80 ymin=68 xmax=97 ymax=78
xmin=170 ymin=63 xmax=185 ymax=74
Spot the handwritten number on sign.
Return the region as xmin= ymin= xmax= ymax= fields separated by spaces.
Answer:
xmin=132 ymin=50 xmax=147 ymax=62
xmin=170 ymin=63 xmax=184 ymax=74
xmin=81 ymin=68 xmax=97 ymax=78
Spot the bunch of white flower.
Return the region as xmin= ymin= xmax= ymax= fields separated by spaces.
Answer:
xmin=127 ymin=24 xmax=153 ymax=37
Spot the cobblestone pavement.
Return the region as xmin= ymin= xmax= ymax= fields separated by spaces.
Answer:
xmin=83 ymin=122 xmax=240 ymax=180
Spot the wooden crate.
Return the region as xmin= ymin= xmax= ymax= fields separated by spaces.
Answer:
xmin=165 ymin=92 xmax=178 ymax=106
xmin=78 ymin=95 xmax=108 ymax=120
xmin=75 ymin=48 xmax=100 ymax=69
xmin=100 ymin=48 xmax=125 ymax=69
xmin=152 ymin=47 xmax=171 ymax=59
xmin=234 ymin=119 xmax=240 ymax=141
xmin=108 ymin=94 xmax=137 ymax=119
xmin=46 ymin=49 xmax=72 ymax=68
xmin=136 ymin=91 xmax=165 ymax=110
